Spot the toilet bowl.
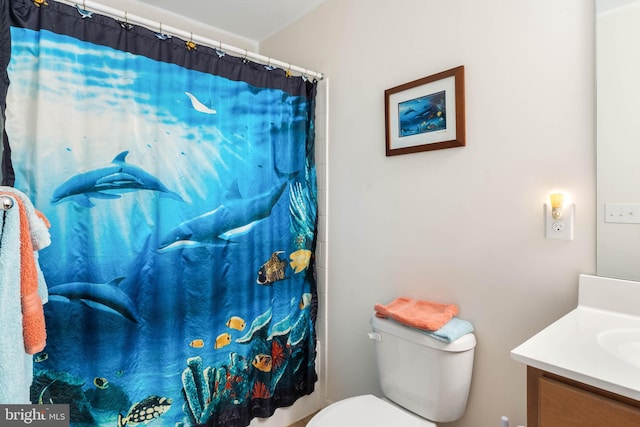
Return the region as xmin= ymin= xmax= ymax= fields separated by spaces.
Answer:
xmin=308 ymin=315 xmax=476 ymax=426
xmin=307 ymin=394 xmax=435 ymax=427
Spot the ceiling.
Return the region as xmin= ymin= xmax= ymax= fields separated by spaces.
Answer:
xmin=135 ymin=0 xmax=326 ymax=42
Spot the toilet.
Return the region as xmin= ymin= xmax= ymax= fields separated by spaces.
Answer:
xmin=308 ymin=314 xmax=476 ymax=426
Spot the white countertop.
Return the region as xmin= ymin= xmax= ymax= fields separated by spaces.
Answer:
xmin=511 ymin=274 xmax=640 ymax=401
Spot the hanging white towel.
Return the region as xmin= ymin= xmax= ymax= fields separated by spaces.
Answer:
xmin=0 ymin=188 xmax=51 ymax=404
xmin=0 ymin=194 xmax=32 ymax=403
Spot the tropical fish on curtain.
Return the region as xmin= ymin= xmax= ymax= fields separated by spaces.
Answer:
xmin=2 ymin=0 xmax=318 ymax=426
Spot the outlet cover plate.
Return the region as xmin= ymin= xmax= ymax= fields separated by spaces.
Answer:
xmin=545 ymin=203 xmax=574 ymax=240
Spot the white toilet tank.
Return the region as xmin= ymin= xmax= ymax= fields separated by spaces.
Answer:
xmin=370 ymin=315 xmax=476 ymax=423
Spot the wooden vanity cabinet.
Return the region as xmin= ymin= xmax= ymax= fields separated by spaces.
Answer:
xmin=527 ymin=366 xmax=640 ymax=427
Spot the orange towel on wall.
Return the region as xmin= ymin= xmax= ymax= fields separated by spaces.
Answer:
xmin=374 ymin=297 xmax=459 ymax=331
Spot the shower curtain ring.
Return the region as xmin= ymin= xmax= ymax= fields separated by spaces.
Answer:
xmin=185 ymin=32 xmax=197 ymax=51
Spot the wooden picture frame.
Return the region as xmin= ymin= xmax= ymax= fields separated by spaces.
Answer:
xmin=385 ymin=65 xmax=466 ymax=156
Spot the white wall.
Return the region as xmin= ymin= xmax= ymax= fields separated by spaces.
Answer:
xmin=261 ymin=1 xmax=596 ymax=426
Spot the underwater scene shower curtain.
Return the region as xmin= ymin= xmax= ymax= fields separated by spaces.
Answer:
xmin=3 ymin=0 xmax=318 ymax=425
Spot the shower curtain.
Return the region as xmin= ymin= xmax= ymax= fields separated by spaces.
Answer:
xmin=1 ymin=1 xmax=318 ymax=426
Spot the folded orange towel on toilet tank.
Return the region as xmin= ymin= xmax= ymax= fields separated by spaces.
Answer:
xmin=374 ymin=297 xmax=459 ymax=331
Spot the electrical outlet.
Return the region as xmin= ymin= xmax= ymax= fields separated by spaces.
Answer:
xmin=545 ymin=204 xmax=574 ymax=240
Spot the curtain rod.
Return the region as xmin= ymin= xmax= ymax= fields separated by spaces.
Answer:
xmin=52 ymin=0 xmax=324 ymax=80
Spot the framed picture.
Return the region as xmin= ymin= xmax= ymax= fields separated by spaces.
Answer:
xmin=385 ymin=66 xmax=466 ymax=156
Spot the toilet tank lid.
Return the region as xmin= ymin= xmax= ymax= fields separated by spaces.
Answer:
xmin=371 ymin=315 xmax=476 ymax=352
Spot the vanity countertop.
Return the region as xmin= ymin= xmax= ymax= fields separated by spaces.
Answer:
xmin=511 ymin=274 xmax=640 ymax=401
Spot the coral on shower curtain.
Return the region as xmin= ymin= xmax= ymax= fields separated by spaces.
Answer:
xmin=2 ymin=0 xmax=318 ymax=425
